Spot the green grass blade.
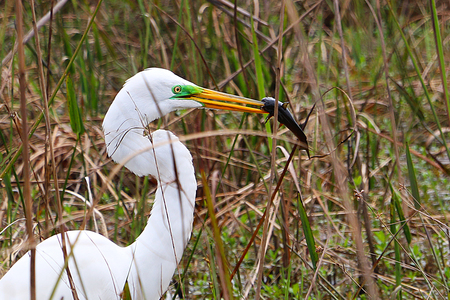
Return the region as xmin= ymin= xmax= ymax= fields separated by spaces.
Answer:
xmin=169 ymin=0 xmax=184 ymax=70
xmin=60 ymin=24 xmax=75 ymax=75
xmin=429 ymin=0 xmax=450 ymax=125
xmin=389 ymin=183 xmax=412 ymax=244
xmin=136 ymin=0 xmax=151 ymax=68
xmin=390 ymin=197 xmax=403 ymax=300
xmin=66 ymin=75 xmax=85 ymax=136
xmin=250 ymin=17 xmax=272 ymax=152
xmin=297 ymin=193 xmax=318 ymax=269
xmin=250 ymin=17 xmax=264 ymax=99
xmin=201 ymin=171 xmax=234 ymax=300
xmin=92 ymin=22 xmax=103 ymax=62
xmin=405 ymin=142 xmax=421 ymax=209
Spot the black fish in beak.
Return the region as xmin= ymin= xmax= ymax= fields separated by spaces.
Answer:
xmin=261 ymin=97 xmax=310 ymax=158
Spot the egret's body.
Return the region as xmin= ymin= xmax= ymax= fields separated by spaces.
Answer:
xmin=0 ymin=68 xmax=266 ymax=299
xmin=0 ymin=230 xmax=131 ymax=299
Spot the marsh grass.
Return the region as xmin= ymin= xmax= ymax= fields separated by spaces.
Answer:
xmin=1 ymin=0 xmax=450 ymax=299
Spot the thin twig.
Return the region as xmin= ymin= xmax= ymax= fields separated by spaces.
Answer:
xmin=255 ymin=2 xmax=285 ymax=299
xmin=333 ymin=0 xmax=379 ymax=297
xmin=15 ymin=0 xmax=35 ymax=298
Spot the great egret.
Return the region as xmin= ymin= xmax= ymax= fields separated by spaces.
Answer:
xmin=0 ymin=68 xmax=274 ymax=300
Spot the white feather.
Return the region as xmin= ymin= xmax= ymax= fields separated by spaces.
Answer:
xmin=0 ymin=68 xmax=198 ymax=300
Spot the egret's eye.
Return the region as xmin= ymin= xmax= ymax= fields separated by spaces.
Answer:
xmin=170 ymin=84 xmax=203 ymax=99
xmin=172 ymin=85 xmax=182 ymax=94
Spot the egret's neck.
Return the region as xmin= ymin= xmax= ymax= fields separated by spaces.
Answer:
xmin=127 ymin=178 xmax=197 ymax=300
xmin=113 ymin=129 xmax=197 ymax=300
xmin=136 ymin=178 xmax=196 ymax=261
xmin=136 ymin=135 xmax=197 ymax=256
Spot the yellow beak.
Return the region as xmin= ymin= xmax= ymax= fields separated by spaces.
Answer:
xmin=190 ymin=89 xmax=268 ymax=114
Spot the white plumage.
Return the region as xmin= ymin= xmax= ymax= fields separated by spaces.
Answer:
xmin=0 ymin=68 xmax=265 ymax=299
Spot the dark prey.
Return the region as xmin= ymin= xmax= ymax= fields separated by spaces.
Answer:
xmin=261 ymin=97 xmax=310 ymax=158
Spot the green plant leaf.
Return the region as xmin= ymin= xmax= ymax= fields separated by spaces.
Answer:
xmin=297 ymin=193 xmax=318 ymax=269
xmin=66 ymin=75 xmax=85 ymax=136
